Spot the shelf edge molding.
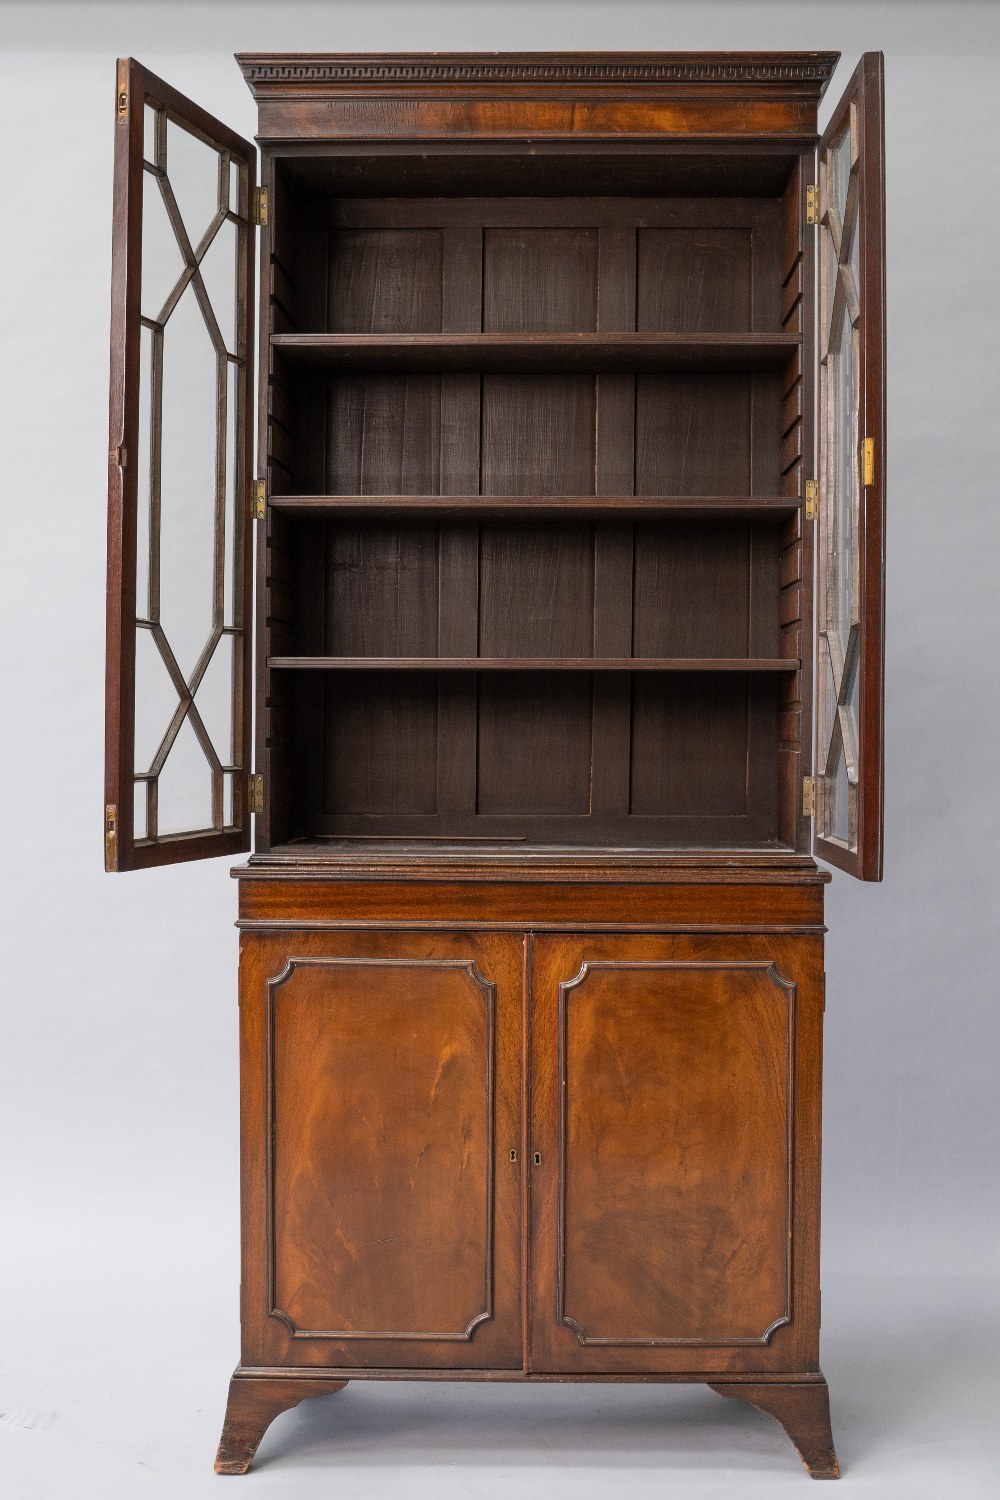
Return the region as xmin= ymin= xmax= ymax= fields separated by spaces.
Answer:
xmin=270 ymin=331 xmax=802 ymax=372
xmin=267 ymin=656 xmax=801 ymax=672
xmin=266 ymin=494 xmax=804 ymax=517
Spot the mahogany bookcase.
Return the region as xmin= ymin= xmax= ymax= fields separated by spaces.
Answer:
xmin=105 ymin=51 xmax=886 ymax=1479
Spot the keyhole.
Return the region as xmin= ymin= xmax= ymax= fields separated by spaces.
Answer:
xmin=532 ymin=1151 xmax=542 ymax=1167
xmin=509 ymin=1148 xmax=517 ymax=1163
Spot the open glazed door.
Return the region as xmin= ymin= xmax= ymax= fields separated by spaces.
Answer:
xmin=105 ymin=60 xmax=256 ymax=870
xmin=814 ymin=53 xmax=886 ymax=881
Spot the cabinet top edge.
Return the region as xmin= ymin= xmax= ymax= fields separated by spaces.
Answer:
xmin=233 ymin=852 xmax=830 ymax=886
xmin=236 ymin=50 xmax=841 ymax=96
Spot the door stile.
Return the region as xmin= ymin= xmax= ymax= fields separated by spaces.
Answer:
xmin=106 ymin=58 xmax=145 ymax=872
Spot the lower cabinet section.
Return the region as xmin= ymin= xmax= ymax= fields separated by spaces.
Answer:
xmin=239 ymin=923 xmax=823 ymax=1380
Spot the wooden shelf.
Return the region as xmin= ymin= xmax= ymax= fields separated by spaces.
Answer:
xmin=267 ymin=494 xmax=803 ymax=520
xmin=270 ymin=332 xmax=801 ymax=372
xmin=268 ymin=656 xmax=799 ymax=673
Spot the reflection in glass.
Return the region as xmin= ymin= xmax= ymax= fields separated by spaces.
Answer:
xmin=823 ymin=224 xmax=839 ymax=348
xmin=832 ymin=300 xmax=856 ymax=651
xmin=820 ymin=643 xmax=838 ymax=775
xmin=831 ymin=739 xmax=851 ymax=845
xmin=847 ymin=212 xmax=860 ymax=293
xmin=817 ymin=118 xmax=864 ymax=860
xmin=833 ymin=124 xmax=852 ymax=224
xmin=847 ymin=643 xmax=861 ymax=747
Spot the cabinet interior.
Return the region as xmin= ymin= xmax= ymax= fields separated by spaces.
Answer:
xmin=260 ymin=148 xmax=810 ymax=853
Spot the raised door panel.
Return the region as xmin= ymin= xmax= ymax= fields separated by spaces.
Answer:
xmin=529 ymin=933 xmax=823 ymax=1375
xmin=240 ymin=929 xmax=523 ymax=1370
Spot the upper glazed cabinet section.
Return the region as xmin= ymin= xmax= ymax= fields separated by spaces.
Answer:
xmin=105 ymin=52 xmax=885 ymax=880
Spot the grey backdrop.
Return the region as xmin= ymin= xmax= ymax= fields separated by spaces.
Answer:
xmin=2 ymin=3 xmax=998 ymax=1495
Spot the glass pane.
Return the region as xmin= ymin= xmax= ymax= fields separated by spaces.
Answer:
xmin=134 ymin=781 xmax=148 ymax=842
xmin=143 ymin=103 xmax=159 ymax=167
xmin=165 ymin=117 xmax=220 ymax=249
xmin=833 ymin=123 xmax=852 ymax=223
xmin=156 ymin=714 xmax=213 ymax=836
xmin=845 ymin=211 xmax=860 ymax=297
xmin=830 ymin=299 xmax=857 ymax=652
xmin=134 ymin=627 xmax=179 ymax=775
xmin=135 ymin=325 xmax=154 ymax=619
xmin=199 ymin=216 xmax=238 ymax=356
xmin=223 ymin=359 xmax=238 ymax=625
xmin=140 ymin=174 xmax=185 ymax=322
xmin=229 ymin=158 xmax=241 ymax=215
xmin=847 ymin=645 xmax=861 ymax=758
xmin=157 ymin=281 xmax=220 ymax=682
xmin=823 ymin=221 xmax=838 ymax=346
xmin=195 ymin=633 xmax=234 ymax=764
xmin=830 ymin=738 xmax=851 ymax=845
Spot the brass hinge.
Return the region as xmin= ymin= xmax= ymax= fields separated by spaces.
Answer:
xmin=249 ymin=774 xmax=265 ymax=814
xmin=802 ymin=775 xmax=817 ymax=818
xmin=805 ymin=183 xmax=818 ymax=225
xmin=104 ymin=804 xmax=118 ymax=871
xmin=253 ymin=186 xmax=269 ymax=227
xmin=804 ymin=479 xmax=818 ymax=521
xmin=251 ymin=478 xmax=267 ymax=521
xmin=862 ymin=435 xmax=875 ymax=487
xmin=116 ymin=89 xmax=128 ymax=123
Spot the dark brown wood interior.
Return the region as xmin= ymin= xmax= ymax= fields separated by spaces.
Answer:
xmin=261 ymin=151 xmax=809 ymax=852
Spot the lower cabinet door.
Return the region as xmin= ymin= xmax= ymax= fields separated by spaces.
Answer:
xmin=239 ymin=929 xmax=523 ymax=1370
xmin=528 ymin=933 xmax=823 ymax=1375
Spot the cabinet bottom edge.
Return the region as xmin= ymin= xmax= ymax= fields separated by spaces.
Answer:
xmin=232 ymin=1364 xmax=826 ymax=1385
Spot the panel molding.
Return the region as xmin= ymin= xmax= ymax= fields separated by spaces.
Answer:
xmin=265 ymin=955 xmax=496 ymax=1341
xmin=556 ymin=959 xmax=796 ymax=1347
